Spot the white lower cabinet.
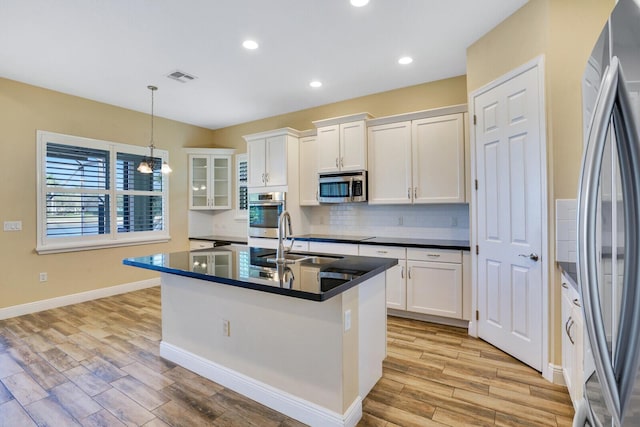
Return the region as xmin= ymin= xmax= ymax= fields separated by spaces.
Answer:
xmin=561 ymin=272 xmax=591 ymax=406
xmin=358 ymin=245 xmax=466 ymax=319
xmin=406 ymin=249 xmax=462 ymax=318
xmin=359 ymin=245 xmax=407 ymax=310
xmin=189 ymin=240 xmax=215 ymax=250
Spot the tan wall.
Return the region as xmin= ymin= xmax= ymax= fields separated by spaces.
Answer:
xmin=466 ymin=0 xmax=613 ymax=366
xmin=0 ymin=78 xmax=217 ymax=309
xmin=1 ymin=75 xmax=466 ymax=311
xmin=206 ymin=75 xmax=467 ymax=150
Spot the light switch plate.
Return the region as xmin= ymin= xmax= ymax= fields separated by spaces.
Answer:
xmin=3 ymin=221 xmax=22 ymax=231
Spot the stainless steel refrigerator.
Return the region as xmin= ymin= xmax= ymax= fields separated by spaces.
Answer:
xmin=576 ymin=0 xmax=640 ymax=425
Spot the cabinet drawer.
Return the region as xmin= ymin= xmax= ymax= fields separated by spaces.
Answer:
xmin=407 ymin=248 xmax=461 ymax=263
xmin=308 ymin=241 xmax=359 ymax=256
xmin=359 ymin=245 xmax=405 ymax=259
xmin=290 ymin=240 xmax=310 ymax=252
xmin=189 ymin=240 xmax=215 ymax=250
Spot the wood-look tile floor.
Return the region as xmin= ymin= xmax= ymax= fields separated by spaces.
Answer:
xmin=0 ymin=287 xmax=574 ymax=426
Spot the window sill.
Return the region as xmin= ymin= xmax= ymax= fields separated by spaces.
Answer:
xmin=36 ymin=235 xmax=171 ymax=255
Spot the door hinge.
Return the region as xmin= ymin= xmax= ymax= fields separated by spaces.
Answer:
xmin=475 ymin=179 xmax=478 ymax=190
xmin=476 ymin=310 xmax=479 ymax=321
xmin=473 ymin=114 xmax=477 ymax=125
xmin=476 ymin=245 xmax=479 ymax=255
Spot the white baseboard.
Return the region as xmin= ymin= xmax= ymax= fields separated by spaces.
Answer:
xmin=160 ymin=341 xmax=362 ymax=427
xmin=548 ymin=363 xmax=565 ymax=385
xmin=0 ymin=278 xmax=159 ymax=320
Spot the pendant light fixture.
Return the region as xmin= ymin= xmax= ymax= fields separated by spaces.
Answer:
xmin=137 ymin=85 xmax=172 ymax=174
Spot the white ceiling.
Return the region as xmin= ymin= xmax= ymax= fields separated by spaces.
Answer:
xmin=0 ymin=0 xmax=527 ymax=130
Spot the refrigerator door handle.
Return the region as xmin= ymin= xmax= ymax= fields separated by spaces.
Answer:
xmin=578 ymin=57 xmax=621 ymax=425
xmin=610 ymin=59 xmax=640 ymax=421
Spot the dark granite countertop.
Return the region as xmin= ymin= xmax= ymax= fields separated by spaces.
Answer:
xmin=294 ymin=234 xmax=470 ymax=251
xmin=189 ymin=235 xmax=248 ymax=245
xmin=123 ymin=246 xmax=397 ymax=302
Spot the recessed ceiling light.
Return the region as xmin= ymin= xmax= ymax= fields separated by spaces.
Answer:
xmin=351 ymin=0 xmax=370 ymax=7
xmin=398 ymin=56 xmax=413 ymax=65
xmin=309 ymin=80 xmax=322 ymax=88
xmin=242 ymin=40 xmax=259 ymax=50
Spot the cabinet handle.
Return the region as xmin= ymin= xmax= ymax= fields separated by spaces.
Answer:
xmin=335 ymin=157 xmax=339 ymax=168
xmin=408 ymin=187 xmax=411 ymax=199
xmin=414 ymin=187 xmax=417 ymax=199
xmin=377 ymin=250 xmax=388 ymax=254
xmin=562 ymin=282 xmax=569 ymax=289
xmin=565 ymin=316 xmax=575 ymax=344
xmin=316 ymin=190 xmax=318 ymax=201
xmin=340 ymin=157 xmax=344 ymax=168
xmin=261 ymin=173 xmax=265 ymax=183
xmin=401 ymin=266 xmax=404 ymax=279
xmin=426 ymin=253 xmax=441 ymax=258
xmin=573 ymin=298 xmax=581 ymax=308
xmin=408 ymin=267 xmax=412 ymax=279
xmin=265 ymin=172 xmax=269 ymax=183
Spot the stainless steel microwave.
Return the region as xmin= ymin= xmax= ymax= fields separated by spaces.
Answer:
xmin=318 ymin=171 xmax=367 ymax=203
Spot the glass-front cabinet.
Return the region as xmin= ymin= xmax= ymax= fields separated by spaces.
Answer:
xmin=186 ymin=148 xmax=235 ymax=210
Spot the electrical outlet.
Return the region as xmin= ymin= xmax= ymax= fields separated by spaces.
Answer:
xmin=3 ymin=221 xmax=22 ymax=231
xmin=344 ymin=309 xmax=351 ymax=332
xmin=222 ymin=319 xmax=230 ymax=337
xmin=39 ymin=272 xmax=48 ymax=282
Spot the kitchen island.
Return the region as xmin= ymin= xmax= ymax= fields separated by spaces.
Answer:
xmin=123 ymin=246 xmax=397 ymax=427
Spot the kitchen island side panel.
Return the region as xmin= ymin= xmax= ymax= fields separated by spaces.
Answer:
xmin=159 ymin=272 xmax=355 ymax=414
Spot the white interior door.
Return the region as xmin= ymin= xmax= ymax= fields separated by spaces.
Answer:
xmin=474 ymin=64 xmax=545 ymax=371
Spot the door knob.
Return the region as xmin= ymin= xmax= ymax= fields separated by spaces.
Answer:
xmin=518 ymin=253 xmax=539 ymax=262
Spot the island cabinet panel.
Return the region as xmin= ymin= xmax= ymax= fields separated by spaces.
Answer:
xmin=158 ymin=271 xmax=386 ymax=427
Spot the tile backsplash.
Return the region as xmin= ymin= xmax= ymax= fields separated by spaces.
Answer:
xmin=306 ymin=203 xmax=470 ymax=240
xmin=556 ymin=199 xmax=577 ymax=262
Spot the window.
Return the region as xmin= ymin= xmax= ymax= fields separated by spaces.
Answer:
xmin=235 ymin=153 xmax=248 ymax=219
xmin=37 ymin=131 xmax=170 ymax=253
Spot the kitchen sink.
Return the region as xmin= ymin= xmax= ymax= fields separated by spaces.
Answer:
xmin=299 ymin=256 xmax=341 ymax=265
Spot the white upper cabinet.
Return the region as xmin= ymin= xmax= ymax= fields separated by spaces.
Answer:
xmin=314 ymin=113 xmax=372 ymax=173
xmin=367 ymin=121 xmax=412 ymax=204
xmin=412 ymin=113 xmax=465 ymax=203
xmin=186 ymin=148 xmax=235 ymax=210
xmin=299 ymin=133 xmax=319 ymax=206
xmin=244 ymin=128 xmax=300 ymax=188
xmin=367 ymin=106 xmax=466 ymax=205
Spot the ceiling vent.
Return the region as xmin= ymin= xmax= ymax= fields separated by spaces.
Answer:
xmin=167 ymin=70 xmax=197 ymax=83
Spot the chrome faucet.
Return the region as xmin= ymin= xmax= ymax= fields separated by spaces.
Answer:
xmin=276 ymin=211 xmax=294 ymax=264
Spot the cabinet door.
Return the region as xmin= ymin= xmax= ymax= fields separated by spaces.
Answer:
xmin=247 ymin=139 xmax=266 ymax=187
xmin=412 ymin=113 xmax=465 ymax=203
xmin=561 ymin=283 xmax=576 ymax=398
xmin=359 ymin=245 xmax=407 ymax=310
xmin=265 ymin=135 xmax=287 ymax=186
xmin=340 ymin=120 xmax=367 ymax=171
xmin=406 ymin=260 xmax=462 ymax=318
xmin=368 ymin=121 xmax=412 ymax=204
xmin=299 ymin=136 xmax=319 ymax=206
xmin=211 ymin=155 xmax=231 ymax=209
xmin=189 ymin=155 xmax=211 ymax=209
xmin=317 ymin=125 xmax=340 ymax=173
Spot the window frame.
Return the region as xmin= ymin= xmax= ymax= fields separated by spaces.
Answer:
xmin=36 ymin=130 xmax=170 ymax=254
